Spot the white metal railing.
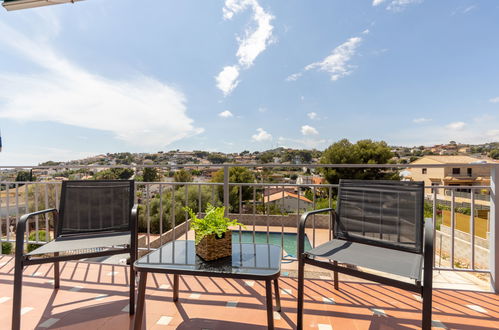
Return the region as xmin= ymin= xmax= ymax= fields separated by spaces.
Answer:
xmin=1 ymin=163 xmax=497 ymax=290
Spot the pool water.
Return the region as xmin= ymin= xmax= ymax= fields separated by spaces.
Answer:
xmin=232 ymin=231 xmax=312 ymax=257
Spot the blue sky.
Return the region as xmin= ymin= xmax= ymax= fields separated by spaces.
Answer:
xmin=0 ymin=0 xmax=498 ymax=165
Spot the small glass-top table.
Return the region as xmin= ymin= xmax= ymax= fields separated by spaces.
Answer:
xmin=133 ymin=240 xmax=282 ymax=329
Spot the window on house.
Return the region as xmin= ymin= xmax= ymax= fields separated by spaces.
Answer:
xmin=422 ymin=168 xmax=427 ymax=174
xmin=467 ymin=168 xmax=472 ymax=176
xmin=452 ymin=168 xmax=460 ymax=175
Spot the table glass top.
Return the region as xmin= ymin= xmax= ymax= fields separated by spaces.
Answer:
xmin=134 ymin=240 xmax=282 ymax=276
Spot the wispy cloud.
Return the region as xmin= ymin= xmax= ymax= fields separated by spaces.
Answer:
xmin=305 ymin=37 xmax=362 ymax=81
xmin=0 ymin=20 xmax=202 ymax=148
xmin=288 ymin=33 xmax=364 ymax=82
xmin=386 ymin=0 xmax=423 ymax=12
xmin=251 ymin=128 xmax=272 ymax=142
xmin=413 ymin=117 xmax=432 ymax=124
xmin=452 ymin=5 xmax=477 ymax=15
xmin=462 ymin=5 xmax=477 ymax=14
xmin=446 ymin=121 xmax=466 ymax=130
xmin=278 ymin=136 xmax=327 ymax=149
xmin=307 ymin=112 xmax=318 ymax=120
xmin=285 ymin=73 xmax=302 ymax=81
xmin=390 ymin=115 xmax=499 ymax=146
xmin=489 ymin=96 xmax=499 ymax=103
xmin=218 ymin=110 xmax=234 ymax=118
xmin=301 ymin=125 xmax=319 ymax=136
xmin=216 ymin=0 xmax=274 ymax=96
xmin=374 ymin=0 xmax=423 ymax=11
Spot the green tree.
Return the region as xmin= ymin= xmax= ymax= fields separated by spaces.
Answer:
xmin=258 ymin=152 xmax=274 ymax=164
xmin=174 ymin=169 xmax=192 ymax=183
xmin=320 ymin=139 xmax=398 ymax=184
xmin=15 ymin=170 xmax=35 ymax=182
xmin=143 ymin=168 xmax=160 ymax=182
xmin=489 ymin=149 xmax=499 ymax=160
xmin=94 ymin=168 xmax=134 ymax=180
xmin=207 ymin=154 xmax=228 ymax=164
xmin=212 ymin=167 xmax=255 ymax=212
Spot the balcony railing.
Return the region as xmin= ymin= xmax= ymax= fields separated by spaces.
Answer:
xmin=1 ymin=162 xmax=497 ymax=291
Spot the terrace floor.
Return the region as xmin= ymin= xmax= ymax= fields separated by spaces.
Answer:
xmin=0 ymin=256 xmax=498 ymax=329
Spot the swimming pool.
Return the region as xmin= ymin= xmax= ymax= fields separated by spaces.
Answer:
xmin=232 ymin=230 xmax=312 ymax=257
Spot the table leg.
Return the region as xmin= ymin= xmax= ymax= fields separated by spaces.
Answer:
xmin=273 ymin=278 xmax=281 ymax=312
xmin=265 ymin=280 xmax=274 ymax=330
xmin=173 ymin=274 xmax=179 ymax=302
xmin=133 ymin=272 xmax=148 ymax=330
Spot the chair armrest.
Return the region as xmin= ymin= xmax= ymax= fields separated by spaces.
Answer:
xmin=15 ymin=208 xmax=58 ymax=258
xmin=298 ymin=208 xmax=334 ymax=257
xmin=423 ymin=217 xmax=434 ymax=271
xmin=130 ymin=204 xmax=139 ymax=259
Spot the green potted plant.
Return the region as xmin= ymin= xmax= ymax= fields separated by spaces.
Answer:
xmin=185 ymin=203 xmax=244 ymax=261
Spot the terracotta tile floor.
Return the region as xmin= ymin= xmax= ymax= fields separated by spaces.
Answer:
xmin=0 ymin=255 xmax=498 ymax=329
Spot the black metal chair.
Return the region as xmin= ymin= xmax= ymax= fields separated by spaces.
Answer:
xmin=297 ymin=179 xmax=433 ymax=330
xmin=12 ymin=180 xmax=138 ymax=330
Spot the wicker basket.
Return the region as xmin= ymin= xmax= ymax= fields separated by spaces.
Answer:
xmin=195 ymin=230 xmax=232 ymax=261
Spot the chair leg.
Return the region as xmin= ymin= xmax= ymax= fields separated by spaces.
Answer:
xmin=133 ymin=272 xmax=148 ymax=330
xmin=265 ymin=280 xmax=274 ymax=330
xmin=129 ymin=264 xmax=135 ymax=315
xmin=273 ymin=278 xmax=281 ymax=312
xmin=173 ymin=274 xmax=179 ymax=302
xmin=422 ymin=273 xmax=433 ymax=329
xmin=129 ymin=246 xmax=136 ymax=315
xmin=333 ymin=260 xmax=339 ymax=290
xmin=54 ymin=252 xmax=60 ymax=289
xmin=12 ymin=255 xmax=23 ymax=330
xmin=297 ymin=257 xmax=305 ymax=330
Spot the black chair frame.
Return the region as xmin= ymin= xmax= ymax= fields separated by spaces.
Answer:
xmin=297 ymin=181 xmax=434 ymax=330
xmin=11 ymin=180 xmax=138 ymax=330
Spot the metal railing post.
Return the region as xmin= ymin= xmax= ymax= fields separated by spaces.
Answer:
xmin=223 ymin=165 xmax=230 ymax=216
xmin=490 ymin=165 xmax=499 ymax=292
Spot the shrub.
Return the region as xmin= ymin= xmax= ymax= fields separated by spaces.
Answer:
xmin=1 ymin=241 xmax=13 ymax=254
xmin=27 ymin=230 xmax=48 ymax=253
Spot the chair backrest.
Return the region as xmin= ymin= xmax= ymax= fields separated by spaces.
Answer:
xmin=57 ymin=180 xmax=134 ymax=237
xmin=335 ymin=179 xmax=424 ymax=254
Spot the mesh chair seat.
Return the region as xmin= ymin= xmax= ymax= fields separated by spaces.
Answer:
xmin=305 ymin=239 xmax=423 ymax=281
xmin=26 ymin=232 xmax=130 ymax=256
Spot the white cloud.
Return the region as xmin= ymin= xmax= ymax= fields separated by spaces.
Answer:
xmin=489 ymin=97 xmax=499 ymax=103
xmin=372 ymin=0 xmax=387 ymax=6
xmin=446 ymin=121 xmax=466 ymax=130
xmin=216 ymin=0 xmax=274 ymax=95
xmin=285 ymin=73 xmax=302 ymax=81
xmin=413 ymin=117 xmax=432 ymax=124
xmin=386 ymin=0 xmax=423 ymax=12
xmin=251 ymin=128 xmax=272 ymax=142
xmin=215 ymin=65 xmax=240 ymax=96
xmin=305 ymin=36 xmax=362 ymax=81
xmin=258 ymin=107 xmax=267 ymax=113
xmin=0 ymin=21 xmax=202 ymax=148
xmin=307 ymin=112 xmax=318 ymax=120
xmin=301 ymin=125 xmax=319 ymax=136
xmin=218 ymin=110 xmax=234 ymax=118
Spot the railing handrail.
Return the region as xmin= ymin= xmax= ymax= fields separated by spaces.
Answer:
xmin=0 ymin=162 xmax=497 ymax=170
